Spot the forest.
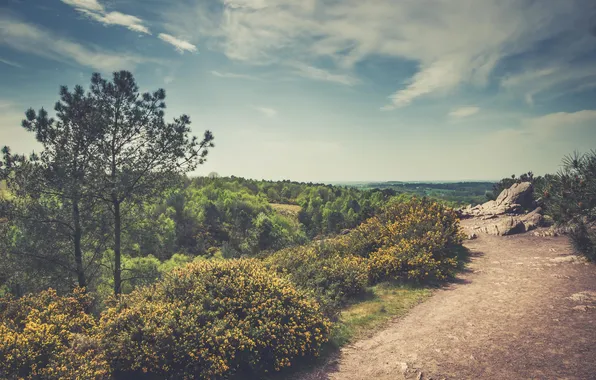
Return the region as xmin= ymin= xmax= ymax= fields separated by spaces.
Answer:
xmin=1 ymin=71 xmax=594 ymax=380
xmin=345 ymin=181 xmax=495 ymax=206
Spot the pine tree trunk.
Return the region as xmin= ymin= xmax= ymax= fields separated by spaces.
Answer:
xmin=113 ymin=197 xmax=122 ymax=295
xmin=72 ymin=198 xmax=86 ymax=289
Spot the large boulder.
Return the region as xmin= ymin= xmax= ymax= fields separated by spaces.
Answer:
xmin=459 ymin=182 xmax=534 ymax=218
xmin=494 ymin=182 xmax=534 ymax=210
xmin=481 ymin=216 xmax=526 ymax=236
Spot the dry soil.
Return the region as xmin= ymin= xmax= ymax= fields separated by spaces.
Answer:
xmin=298 ymin=220 xmax=596 ymax=380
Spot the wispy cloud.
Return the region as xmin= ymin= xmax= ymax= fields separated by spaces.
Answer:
xmin=0 ymin=57 xmax=22 ymax=68
xmin=158 ymin=33 xmax=197 ymax=53
xmin=287 ymin=62 xmax=358 ymax=86
xmin=61 ymin=0 xmax=103 ymax=12
xmin=524 ymin=110 xmax=596 ymax=137
xmin=61 ymin=0 xmax=150 ymax=34
xmin=502 ymin=64 xmax=596 ymax=106
xmin=449 ymin=106 xmax=480 ymax=118
xmin=0 ymin=16 xmax=156 ymax=71
xmin=162 ymin=0 xmax=596 ymax=108
xmin=255 ymin=106 xmax=277 ymax=118
xmin=211 ymin=70 xmax=258 ymax=80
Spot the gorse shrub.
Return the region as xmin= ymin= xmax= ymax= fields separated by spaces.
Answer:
xmin=265 ymin=243 xmax=368 ymax=317
xmin=354 ymin=198 xmax=464 ymax=283
xmin=99 ymin=259 xmax=331 ymax=379
xmin=0 ymin=288 xmax=109 ymax=380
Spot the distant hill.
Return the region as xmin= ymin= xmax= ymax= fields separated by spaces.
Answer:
xmin=337 ymin=181 xmax=496 ymax=206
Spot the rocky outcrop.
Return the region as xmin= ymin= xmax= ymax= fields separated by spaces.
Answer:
xmin=521 ymin=207 xmax=543 ymax=232
xmin=476 ymin=207 xmax=544 ymax=236
xmin=481 ymin=216 xmax=526 ymax=236
xmin=458 ymin=182 xmax=534 ymax=219
xmin=459 ymin=182 xmax=546 ymax=237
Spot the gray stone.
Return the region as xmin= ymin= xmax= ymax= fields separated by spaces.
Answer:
xmin=459 ymin=182 xmax=534 ymax=218
xmin=482 ymin=217 xmax=526 ymax=236
xmin=521 ymin=207 xmax=544 ymax=231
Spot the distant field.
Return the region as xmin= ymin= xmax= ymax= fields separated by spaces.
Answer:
xmin=270 ymin=203 xmax=301 ymax=218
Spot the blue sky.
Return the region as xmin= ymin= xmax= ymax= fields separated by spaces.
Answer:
xmin=1 ymin=0 xmax=596 ymax=182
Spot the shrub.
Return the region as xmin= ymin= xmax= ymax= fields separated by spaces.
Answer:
xmin=544 ymin=150 xmax=596 ymax=261
xmin=99 ymin=259 xmax=331 ymax=379
xmin=265 ymin=243 xmax=368 ymax=316
xmin=0 ymin=288 xmax=109 ymax=380
xmin=355 ymin=198 xmax=464 ymax=283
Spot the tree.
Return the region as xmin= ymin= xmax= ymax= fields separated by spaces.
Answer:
xmin=1 ymin=83 xmax=108 ymax=293
xmin=86 ymin=71 xmax=214 ymax=295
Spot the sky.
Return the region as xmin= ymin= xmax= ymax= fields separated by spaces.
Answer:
xmin=1 ymin=0 xmax=596 ymax=182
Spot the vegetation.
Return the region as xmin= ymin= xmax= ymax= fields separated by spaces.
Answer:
xmin=0 ymin=288 xmax=109 ymax=380
xmin=543 ymin=151 xmax=596 ymax=261
xmin=100 ymin=259 xmax=330 ymax=379
xmin=0 ymin=71 xmax=214 ymax=297
xmin=347 ymin=181 xmax=495 ymax=206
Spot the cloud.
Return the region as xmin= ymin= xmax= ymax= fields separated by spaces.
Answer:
xmin=255 ymin=106 xmax=277 ymax=117
xmin=449 ymin=106 xmax=480 ymax=118
xmin=61 ymin=0 xmax=150 ymax=34
xmin=162 ymin=0 xmax=596 ymax=108
xmin=83 ymin=11 xmax=150 ymax=34
xmin=0 ymin=16 xmax=155 ymax=72
xmin=61 ymin=0 xmax=103 ymax=12
xmin=502 ymin=64 xmax=596 ymax=106
xmin=158 ymin=33 xmax=197 ymax=53
xmin=287 ymin=62 xmax=358 ymax=86
xmin=210 ymin=70 xmax=258 ymax=80
xmin=0 ymin=57 xmax=22 ymax=68
xmin=525 ymin=110 xmax=596 ymax=137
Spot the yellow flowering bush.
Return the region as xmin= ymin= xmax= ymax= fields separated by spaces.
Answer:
xmin=360 ymin=198 xmax=465 ymax=282
xmin=99 ymin=258 xmax=331 ymax=379
xmin=265 ymin=243 xmax=368 ymax=317
xmin=0 ymin=288 xmax=109 ymax=380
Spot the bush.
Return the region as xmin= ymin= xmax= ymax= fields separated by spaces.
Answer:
xmin=544 ymin=151 xmax=596 ymax=261
xmin=354 ymin=198 xmax=464 ymax=283
xmin=99 ymin=259 xmax=331 ymax=379
xmin=265 ymin=243 xmax=368 ymax=316
xmin=0 ymin=288 xmax=109 ymax=379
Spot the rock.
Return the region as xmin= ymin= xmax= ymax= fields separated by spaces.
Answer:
xmin=459 ymin=182 xmax=534 ymax=218
xmin=467 ymin=232 xmax=478 ymax=240
xmin=340 ymin=229 xmax=351 ymax=236
xmin=495 ymin=182 xmax=534 ymax=209
xmin=482 ymin=217 xmax=526 ymax=236
xmin=521 ymin=207 xmax=544 ymax=231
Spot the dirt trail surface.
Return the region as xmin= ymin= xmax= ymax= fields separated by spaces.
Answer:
xmin=299 ymin=221 xmax=596 ymax=380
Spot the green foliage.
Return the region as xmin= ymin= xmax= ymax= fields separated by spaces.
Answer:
xmin=265 ymin=243 xmax=368 ymax=317
xmin=99 ymin=259 xmax=331 ymax=379
xmin=0 ymin=288 xmax=109 ymax=379
xmin=351 ymin=198 xmax=465 ymax=283
xmin=348 ymin=181 xmax=494 ymax=206
xmin=544 ymin=150 xmax=596 ymax=261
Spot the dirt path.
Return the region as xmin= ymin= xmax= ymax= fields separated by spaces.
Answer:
xmin=300 ymin=222 xmax=596 ymax=380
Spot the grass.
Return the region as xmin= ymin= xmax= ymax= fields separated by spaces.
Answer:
xmin=270 ymin=203 xmax=301 ymax=219
xmin=329 ymin=282 xmax=432 ymax=347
